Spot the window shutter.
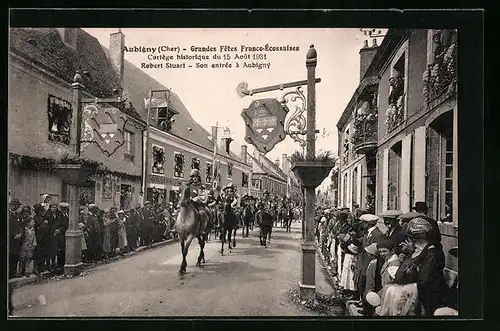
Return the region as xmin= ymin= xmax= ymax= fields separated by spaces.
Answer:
xmin=400 ymin=134 xmax=413 ymax=212
xmin=414 ymin=126 xmax=426 ymax=202
xmin=426 ymin=126 xmax=441 ymax=219
xmin=382 ymin=148 xmax=389 ymax=212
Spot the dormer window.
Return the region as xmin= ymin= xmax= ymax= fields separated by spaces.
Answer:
xmin=155 ymin=107 xmax=178 ymax=131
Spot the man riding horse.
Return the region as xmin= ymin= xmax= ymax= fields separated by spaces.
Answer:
xmin=240 ymin=194 xmax=255 ymax=237
xmin=257 ymin=189 xmax=275 ymax=246
xmin=175 ymin=169 xmax=215 ymax=275
xmin=186 ymin=169 xmax=213 ymax=238
xmin=219 ymin=183 xmax=239 ymax=254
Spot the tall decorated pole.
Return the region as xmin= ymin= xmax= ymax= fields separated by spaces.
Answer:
xmin=238 ymin=44 xmax=331 ymax=301
xmin=62 ymin=72 xmax=85 ymax=276
xmin=143 ymin=90 xmax=153 ymax=197
xmin=299 ymin=45 xmax=318 ymax=299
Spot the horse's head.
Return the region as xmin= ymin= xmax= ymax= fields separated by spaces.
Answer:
xmin=179 ymin=185 xmax=193 ymax=208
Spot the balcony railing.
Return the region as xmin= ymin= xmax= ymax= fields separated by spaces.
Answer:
xmin=352 ymin=108 xmax=378 ymax=154
xmin=423 ymin=42 xmax=457 ymax=105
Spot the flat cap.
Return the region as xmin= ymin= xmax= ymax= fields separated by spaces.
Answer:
xmin=359 ymin=213 xmax=379 ymax=223
xmin=379 ymin=210 xmax=403 ymax=219
xmin=397 ymin=211 xmax=424 ymax=221
xmin=59 ymin=202 xmax=70 ymax=208
xmin=88 ymin=204 xmax=98 ymax=209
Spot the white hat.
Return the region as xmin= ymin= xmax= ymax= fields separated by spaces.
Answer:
xmin=88 ymin=204 xmax=98 ymax=209
xmin=347 ymin=243 xmax=359 ymax=254
xmin=434 ymin=307 xmax=459 ymax=316
xmin=359 ymin=214 xmax=379 ymax=223
xmin=118 ymin=210 xmax=125 ymax=214
xmin=364 ymin=243 xmax=378 ymax=255
xmin=59 ymin=202 xmax=69 ymax=208
xmin=379 ymin=210 xmax=403 ymax=219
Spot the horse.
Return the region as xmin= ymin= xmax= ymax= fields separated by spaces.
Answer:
xmin=175 ymin=184 xmax=213 ymax=275
xmin=282 ymin=206 xmax=293 ymax=233
xmin=257 ymin=208 xmax=273 ymax=248
xmin=241 ymin=203 xmax=254 ymax=237
xmin=219 ymin=201 xmax=237 ymax=255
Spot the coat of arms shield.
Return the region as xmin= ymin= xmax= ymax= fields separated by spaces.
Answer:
xmin=81 ymin=103 xmax=128 ymax=157
xmin=241 ymin=98 xmax=289 ymax=154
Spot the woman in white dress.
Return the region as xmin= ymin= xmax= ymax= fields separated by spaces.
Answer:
xmin=339 ymin=242 xmax=359 ymax=292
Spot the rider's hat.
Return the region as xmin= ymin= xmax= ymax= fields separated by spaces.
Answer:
xmin=263 ymin=189 xmax=270 ymax=195
xmin=190 ymin=169 xmax=200 ymax=176
xmin=223 ymin=183 xmax=234 ymax=191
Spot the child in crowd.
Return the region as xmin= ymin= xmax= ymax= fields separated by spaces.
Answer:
xmin=19 ymin=218 xmax=37 ymax=276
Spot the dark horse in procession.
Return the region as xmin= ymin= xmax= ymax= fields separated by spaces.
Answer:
xmin=219 ymin=183 xmax=240 ymax=255
xmin=240 ymin=194 xmax=256 ymax=238
xmin=175 ymin=169 xmax=215 ymax=275
xmin=254 ymin=190 xmax=276 ymax=248
xmin=278 ymin=198 xmax=294 ymax=233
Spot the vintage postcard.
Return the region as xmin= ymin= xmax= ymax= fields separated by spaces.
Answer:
xmin=9 ymin=21 xmax=462 ymax=318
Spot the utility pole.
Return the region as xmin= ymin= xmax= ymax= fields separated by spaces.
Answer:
xmin=143 ymin=88 xmax=172 ymax=200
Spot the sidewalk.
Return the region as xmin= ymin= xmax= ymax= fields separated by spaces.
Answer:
xmin=9 ymin=238 xmax=179 ymax=289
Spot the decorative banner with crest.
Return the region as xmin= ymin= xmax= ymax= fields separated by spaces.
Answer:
xmin=241 ymin=98 xmax=289 ymax=154
xmin=81 ymin=103 xmax=128 ymax=157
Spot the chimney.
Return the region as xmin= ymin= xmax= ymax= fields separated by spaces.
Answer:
xmin=253 ymin=148 xmax=260 ymax=161
xmin=110 ymin=29 xmax=125 ymax=85
xmin=359 ymin=38 xmax=379 ymax=81
xmin=275 ymin=158 xmax=280 ymax=168
xmin=282 ymin=153 xmax=288 ymax=174
xmin=56 ymin=28 xmax=78 ymax=49
xmin=241 ymin=145 xmax=248 ymax=163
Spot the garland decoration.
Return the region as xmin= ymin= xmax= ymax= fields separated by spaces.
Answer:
xmin=9 ymin=152 xmax=141 ymax=181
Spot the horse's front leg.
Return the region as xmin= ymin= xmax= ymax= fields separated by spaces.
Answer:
xmin=196 ymin=235 xmax=205 ymax=267
xmin=180 ymin=234 xmax=195 ymax=274
xmin=219 ymin=229 xmax=225 ymax=255
xmin=179 ymin=239 xmax=187 ymax=275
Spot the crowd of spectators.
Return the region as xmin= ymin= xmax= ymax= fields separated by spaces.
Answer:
xmin=315 ymin=201 xmax=459 ymax=317
xmin=9 ymin=194 xmax=178 ymax=279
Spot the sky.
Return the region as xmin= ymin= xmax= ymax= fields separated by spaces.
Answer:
xmin=84 ymin=28 xmax=385 ymax=191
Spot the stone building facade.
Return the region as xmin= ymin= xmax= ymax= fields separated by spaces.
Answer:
xmin=9 ymin=28 xmax=146 ymax=209
xmin=337 ymin=29 xmax=458 ymax=274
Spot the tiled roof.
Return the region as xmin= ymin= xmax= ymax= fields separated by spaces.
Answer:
xmin=117 ymin=50 xmax=247 ymax=165
xmin=248 ymin=153 xmax=286 ymax=183
xmin=9 ymin=28 xmax=144 ymax=121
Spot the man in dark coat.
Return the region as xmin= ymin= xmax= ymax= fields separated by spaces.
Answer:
xmin=56 ymin=202 xmax=70 ymax=270
xmin=126 ymin=208 xmax=140 ymax=251
xmin=87 ymin=204 xmax=101 ymax=261
xmin=9 ymin=199 xmax=23 ymax=278
xmin=380 ymin=210 xmax=406 ymax=253
xmin=139 ymin=201 xmax=155 ymax=248
xmin=353 ymin=213 xmax=386 ymax=315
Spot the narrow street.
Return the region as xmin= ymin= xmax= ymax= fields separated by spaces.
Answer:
xmin=11 ymin=223 xmax=330 ymax=317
